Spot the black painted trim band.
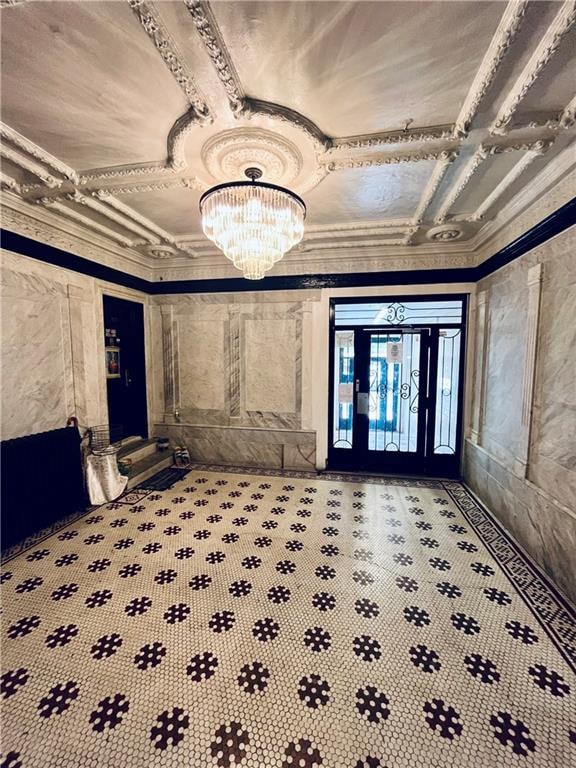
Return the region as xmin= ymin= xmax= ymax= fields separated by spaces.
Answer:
xmin=1 ymin=197 xmax=574 ymax=294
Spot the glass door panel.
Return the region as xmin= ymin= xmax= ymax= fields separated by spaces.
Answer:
xmin=332 ymin=330 xmax=355 ymax=450
xmin=433 ymin=328 xmax=462 ymax=455
xmin=368 ymin=331 xmax=421 ymax=453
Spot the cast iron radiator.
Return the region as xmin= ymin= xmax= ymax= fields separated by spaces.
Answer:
xmin=1 ymin=426 xmax=86 ymax=551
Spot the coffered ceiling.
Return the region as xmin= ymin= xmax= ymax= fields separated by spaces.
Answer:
xmin=1 ymin=0 xmax=575 ymax=279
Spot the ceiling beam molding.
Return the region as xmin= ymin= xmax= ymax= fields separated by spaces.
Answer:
xmin=0 ymin=143 xmax=63 ymax=189
xmin=330 ymin=124 xmax=454 ymax=151
xmin=35 ymin=196 xmax=134 ymax=247
xmin=411 ymin=150 xmax=459 ymax=225
xmin=85 ymin=193 xmax=161 ymax=244
xmin=78 ymin=163 xmax=179 ymax=186
xmin=0 ymin=170 xmax=21 ymax=193
xmin=491 ymin=0 xmax=576 ymax=135
xmin=127 ymin=0 xmax=213 ymax=122
xmin=91 ymin=178 xmax=203 ymax=195
xmin=560 ymin=94 xmax=576 ymax=128
xmin=435 ymin=139 xmax=554 ymax=223
xmin=92 ymin=192 xmax=178 ymax=244
xmin=183 ymin=0 xmax=245 ymax=116
xmin=453 ymin=0 xmax=529 ymax=138
xmin=0 ymin=123 xmax=79 ymax=183
xmin=469 ymin=140 xmax=553 ymax=221
xmin=322 ymin=147 xmax=455 ymax=172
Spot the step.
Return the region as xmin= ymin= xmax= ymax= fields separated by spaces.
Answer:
xmin=127 ymin=452 xmax=173 ymax=490
xmin=118 ymin=438 xmax=158 ymax=463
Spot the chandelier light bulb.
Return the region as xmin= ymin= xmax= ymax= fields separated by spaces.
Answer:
xmin=199 ymin=168 xmax=306 ymax=280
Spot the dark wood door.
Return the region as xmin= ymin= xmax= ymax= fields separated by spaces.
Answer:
xmin=103 ymin=295 xmax=148 ymax=440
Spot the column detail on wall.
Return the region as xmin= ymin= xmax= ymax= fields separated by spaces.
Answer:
xmin=229 ymin=304 xmax=241 ymax=420
xmin=515 ymin=263 xmax=543 ymax=478
xmin=470 ymin=289 xmax=490 ymax=446
xmin=160 ymin=304 xmax=179 ymax=420
xmin=67 ymin=283 xmax=90 ymax=427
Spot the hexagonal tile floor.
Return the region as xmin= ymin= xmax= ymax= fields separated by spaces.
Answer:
xmin=1 ymin=468 xmax=574 ymax=767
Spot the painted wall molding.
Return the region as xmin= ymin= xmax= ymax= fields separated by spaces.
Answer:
xmin=514 ymin=262 xmax=543 ymax=478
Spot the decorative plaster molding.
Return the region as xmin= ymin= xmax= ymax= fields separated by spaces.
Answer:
xmin=243 ymin=97 xmax=331 ymax=151
xmin=453 ymin=0 xmax=529 ymax=137
xmin=427 ymin=226 xmax=464 ymax=242
xmin=330 ymin=124 xmax=453 ymax=151
xmin=93 ymin=178 xmax=203 ymax=195
xmin=560 ymin=94 xmax=576 ymax=128
xmin=435 ymin=140 xmax=553 ymax=223
xmin=201 ymin=128 xmax=303 ymax=185
xmin=470 ymin=141 xmax=552 ymax=221
xmin=1 ymin=193 xmax=155 ymax=276
xmin=79 ymin=163 xmax=176 ymax=184
xmin=37 ymin=194 xmax=135 ymax=247
xmin=184 ymin=0 xmax=245 ymax=116
xmin=323 ymin=147 xmax=452 ymax=172
xmin=94 ymin=192 xmax=178 ymax=244
xmin=0 ymin=143 xmax=63 ymax=188
xmin=127 ymin=0 xmax=212 ymax=122
xmin=411 ymin=150 xmax=458 ymax=224
xmin=1 ymin=122 xmax=79 ymax=183
xmin=0 ymin=170 xmax=21 ymax=193
xmin=491 ymin=0 xmax=576 ymax=135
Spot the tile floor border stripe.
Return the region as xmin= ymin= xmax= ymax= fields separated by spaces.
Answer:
xmin=445 ymin=480 xmax=576 ymax=673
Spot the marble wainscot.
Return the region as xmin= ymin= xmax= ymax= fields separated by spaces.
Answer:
xmin=464 ymin=224 xmax=576 ymax=603
xmin=151 ymin=291 xmax=319 ymax=470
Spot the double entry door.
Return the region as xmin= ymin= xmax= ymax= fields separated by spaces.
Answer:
xmin=329 ymin=325 xmax=463 ymax=477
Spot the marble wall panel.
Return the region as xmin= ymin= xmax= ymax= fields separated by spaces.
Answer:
xmin=243 ymin=316 xmax=297 ymax=414
xmin=178 ymin=317 xmax=227 ymax=412
xmin=156 ymin=423 xmax=316 ymax=470
xmin=465 ymin=225 xmax=576 ymax=602
xmin=1 ymin=249 xmax=151 ymax=441
xmin=1 ymin=292 xmax=71 ymax=439
xmin=465 ymin=440 xmax=576 ymax=604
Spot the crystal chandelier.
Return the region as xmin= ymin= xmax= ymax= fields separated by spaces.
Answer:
xmin=199 ymin=168 xmax=306 ymax=280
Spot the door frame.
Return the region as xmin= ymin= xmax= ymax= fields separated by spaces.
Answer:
xmin=327 ymin=293 xmax=468 ymax=478
xmin=96 ymin=285 xmax=152 ymax=439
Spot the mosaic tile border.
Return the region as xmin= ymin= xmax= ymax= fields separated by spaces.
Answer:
xmin=446 ymin=481 xmax=576 ymax=673
xmin=181 ymin=461 xmax=445 ymax=488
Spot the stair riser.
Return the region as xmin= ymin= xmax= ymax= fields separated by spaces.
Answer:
xmin=127 ymin=455 xmax=173 ymax=490
xmin=121 ymin=442 xmax=158 ymax=463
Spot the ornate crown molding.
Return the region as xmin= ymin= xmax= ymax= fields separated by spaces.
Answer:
xmin=453 ymin=0 xmax=529 ymax=137
xmin=560 ymin=94 xmax=576 ymax=128
xmin=330 ymin=124 xmax=453 ymax=151
xmin=184 ymin=0 xmax=245 ymax=116
xmin=323 ymin=147 xmax=454 ymax=172
xmin=411 ymin=150 xmax=459 ymax=225
xmin=0 ymin=143 xmax=63 ymax=189
xmin=491 ymin=0 xmax=576 ymax=135
xmin=35 ymin=194 xmax=135 ymax=247
xmin=243 ymin=97 xmax=331 ymax=151
xmin=127 ymin=0 xmax=212 ymax=122
xmin=470 ymin=140 xmax=553 ymax=221
xmin=0 ymin=170 xmax=21 ymax=193
xmin=1 ymin=122 xmax=79 ymax=183
xmin=91 ymin=191 xmax=179 ymax=245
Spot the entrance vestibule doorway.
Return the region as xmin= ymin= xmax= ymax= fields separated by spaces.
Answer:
xmin=328 ymin=296 xmax=467 ymax=478
xmin=103 ymin=295 xmax=148 ymax=441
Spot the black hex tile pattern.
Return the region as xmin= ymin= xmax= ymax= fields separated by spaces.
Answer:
xmin=1 ymin=469 xmax=574 ymax=767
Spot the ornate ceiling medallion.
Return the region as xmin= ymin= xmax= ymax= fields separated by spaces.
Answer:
xmin=427 ymin=225 xmax=464 ymax=242
xmin=199 ymin=167 xmax=305 ymax=280
xmin=201 ymin=128 xmax=303 ymax=187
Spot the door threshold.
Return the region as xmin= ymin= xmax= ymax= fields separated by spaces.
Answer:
xmin=323 ymin=467 xmax=460 ymax=482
